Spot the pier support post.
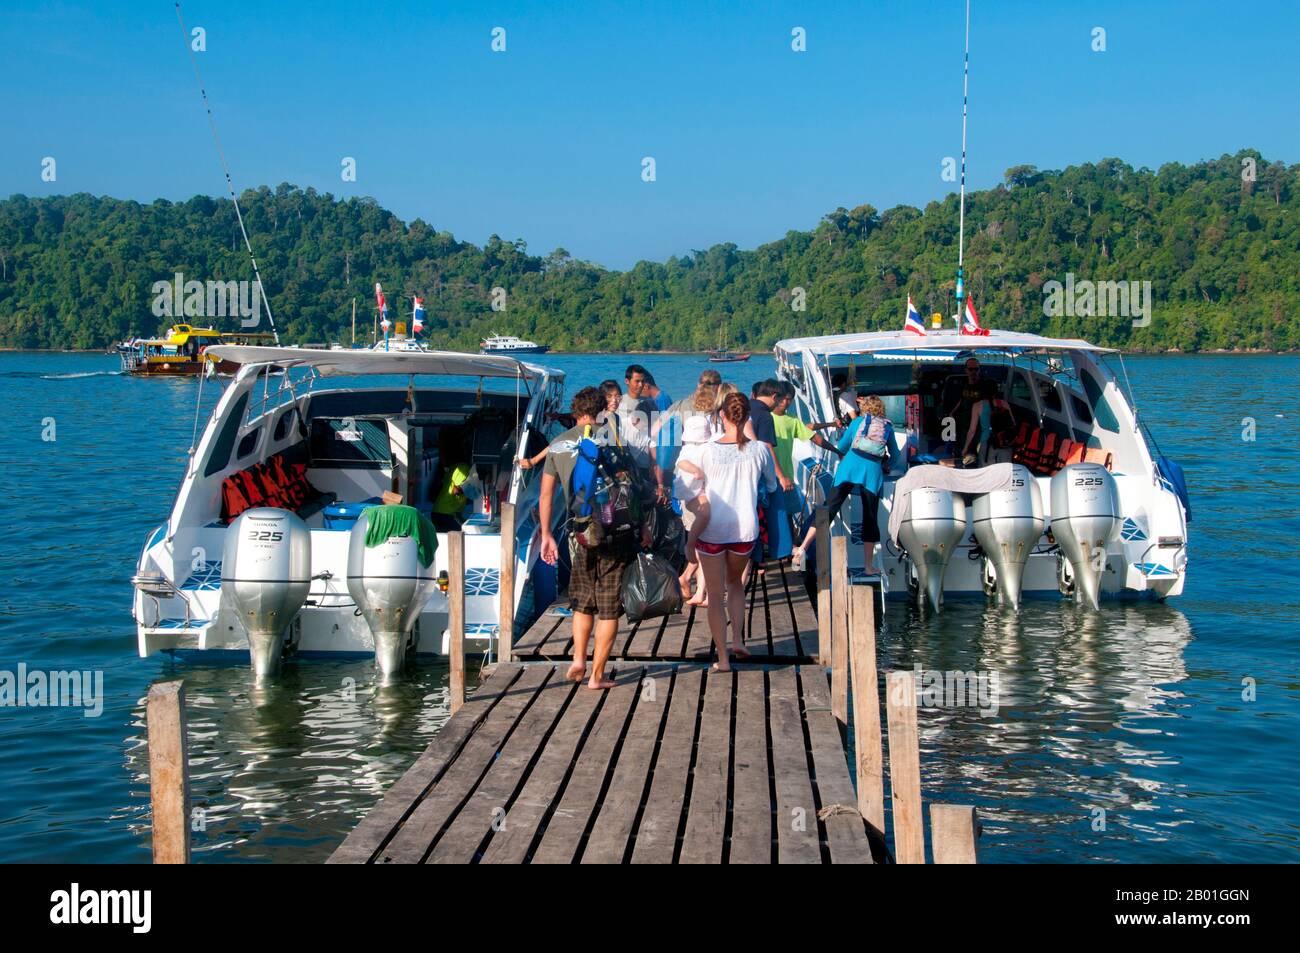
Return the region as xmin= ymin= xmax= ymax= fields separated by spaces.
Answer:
xmin=830 ymin=534 xmax=849 ymax=726
xmin=930 ymin=804 xmax=980 ymax=863
xmin=849 ymin=584 xmax=884 ymax=834
xmin=815 ymin=506 xmax=830 ymax=663
xmin=885 ymin=670 xmax=925 ymax=864
xmin=498 ymin=502 xmax=516 ymax=663
xmin=448 ymin=531 xmax=466 ymax=715
xmin=147 ymin=679 xmax=190 ymax=864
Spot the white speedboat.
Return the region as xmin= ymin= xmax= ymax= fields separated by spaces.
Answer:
xmin=775 ymin=329 xmax=1190 ymax=608
xmin=130 ymin=345 xmax=566 ymax=677
xmin=370 ymin=335 xmax=427 ymax=352
xmin=480 ymin=334 xmax=549 ymax=355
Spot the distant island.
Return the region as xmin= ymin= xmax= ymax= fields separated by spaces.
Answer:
xmin=0 ymin=150 xmax=1294 ymax=352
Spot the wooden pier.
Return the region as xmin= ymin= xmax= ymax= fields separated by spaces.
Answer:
xmin=327 ymin=509 xmax=980 ymax=865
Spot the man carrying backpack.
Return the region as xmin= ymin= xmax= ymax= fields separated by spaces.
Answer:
xmin=539 ymin=386 xmax=649 ymax=690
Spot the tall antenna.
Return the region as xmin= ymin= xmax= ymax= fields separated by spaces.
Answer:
xmin=173 ymin=2 xmax=280 ymax=344
xmin=955 ymin=0 xmax=971 ymax=323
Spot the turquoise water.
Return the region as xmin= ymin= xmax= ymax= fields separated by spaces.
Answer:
xmin=0 ymin=351 xmax=1296 ymax=862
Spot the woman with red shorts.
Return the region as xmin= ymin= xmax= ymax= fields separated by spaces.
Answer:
xmin=676 ymin=392 xmax=778 ymax=670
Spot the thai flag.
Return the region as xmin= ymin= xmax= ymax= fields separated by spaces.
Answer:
xmin=904 ymin=296 xmax=926 ymax=336
xmin=376 ymin=282 xmax=390 ymax=332
xmin=961 ymin=297 xmax=989 ymax=335
xmin=412 ymin=296 xmax=425 ymax=335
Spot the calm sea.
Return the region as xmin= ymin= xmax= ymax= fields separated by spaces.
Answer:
xmin=0 ymin=351 xmax=1296 ymax=863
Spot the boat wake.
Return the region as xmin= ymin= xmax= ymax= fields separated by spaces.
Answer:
xmin=40 ymin=370 xmax=123 ymax=380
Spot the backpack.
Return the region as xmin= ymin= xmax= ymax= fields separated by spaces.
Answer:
xmin=850 ymin=414 xmax=888 ymax=459
xmin=569 ymin=423 xmax=644 ymax=551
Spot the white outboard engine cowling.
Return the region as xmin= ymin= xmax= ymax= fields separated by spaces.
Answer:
xmin=221 ymin=508 xmax=312 ymax=677
xmin=898 ymin=487 xmax=967 ymax=611
xmin=972 ymin=465 xmax=1045 ymax=610
xmin=346 ymin=512 xmax=438 ymax=681
xmin=1050 ymin=462 xmax=1121 ymax=610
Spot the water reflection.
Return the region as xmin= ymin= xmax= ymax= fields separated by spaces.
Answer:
xmin=873 ymin=600 xmax=1194 ymax=862
xmin=122 ymin=657 xmax=481 ymax=862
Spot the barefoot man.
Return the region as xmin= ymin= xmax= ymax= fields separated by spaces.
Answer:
xmin=538 ymin=386 xmax=637 ymax=690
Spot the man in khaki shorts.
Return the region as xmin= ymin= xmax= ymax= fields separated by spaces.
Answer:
xmin=539 ymin=386 xmax=638 ymax=690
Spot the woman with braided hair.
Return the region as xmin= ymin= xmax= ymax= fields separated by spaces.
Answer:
xmin=675 ymin=391 xmax=778 ymax=671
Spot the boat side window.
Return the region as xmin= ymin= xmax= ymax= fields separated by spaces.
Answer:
xmin=1069 ymin=393 xmax=1093 ymax=426
xmin=273 ymin=408 xmax=298 ymax=441
xmin=1037 ymin=378 xmax=1063 ymax=414
xmin=235 ymin=428 xmax=260 ymax=461
xmin=1080 ymin=369 xmax=1121 ymax=433
xmin=202 ymin=393 xmax=250 ymax=477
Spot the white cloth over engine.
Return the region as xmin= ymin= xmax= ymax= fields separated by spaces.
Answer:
xmin=887 ymin=463 xmax=1016 ymax=546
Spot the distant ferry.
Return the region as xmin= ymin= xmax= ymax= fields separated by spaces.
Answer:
xmin=480 ymin=334 xmax=549 ymax=355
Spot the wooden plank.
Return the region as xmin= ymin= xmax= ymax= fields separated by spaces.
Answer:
xmin=815 ymin=506 xmax=831 ymax=664
xmin=885 ymin=670 xmax=925 ymax=864
xmin=513 ymin=609 xmax=563 ymax=656
xmin=448 ymin=530 xmax=466 ymax=714
xmin=377 ymin=664 xmax=554 ymax=863
xmin=625 ymin=613 xmax=666 ymax=658
xmin=581 ymin=666 xmax=674 ymax=862
xmin=498 ymin=502 xmax=516 ymax=662
xmin=930 ymin=804 xmax=980 ymax=864
xmin=147 ymin=679 xmax=190 ymax=864
xmin=329 ymin=664 xmax=523 ymax=863
xmin=663 ymin=610 xmax=693 ymax=659
xmin=631 ymin=666 xmax=703 ymax=864
xmin=848 ymin=583 xmax=885 ymax=835
xmin=729 ymin=668 xmax=773 ymax=864
xmin=830 ymin=534 xmax=849 ymax=726
xmin=426 ymin=664 xmax=577 ymax=864
xmin=476 ymin=672 xmax=605 ymax=864
xmin=530 ymin=665 xmax=640 ymax=863
xmin=685 ymin=597 xmax=716 ymax=660
xmin=768 ymin=562 xmax=801 ymax=659
xmin=679 ymin=667 xmax=733 ymax=864
xmin=767 ymin=667 xmax=822 ymax=863
xmin=799 ymin=667 xmax=873 ymax=864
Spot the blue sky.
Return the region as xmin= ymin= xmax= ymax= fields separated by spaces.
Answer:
xmin=1 ymin=0 xmax=1296 ymax=269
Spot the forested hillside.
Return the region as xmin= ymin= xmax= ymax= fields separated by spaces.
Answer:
xmin=1 ymin=149 xmax=1295 ymax=351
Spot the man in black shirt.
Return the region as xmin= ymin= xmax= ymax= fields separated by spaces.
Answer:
xmin=945 ymin=358 xmax=997 ymax=464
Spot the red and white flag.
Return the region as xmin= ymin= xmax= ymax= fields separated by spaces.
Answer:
xmin=412 ymin=296 xmax=425 ymax=335
xmin=375 ymin=282 xmax=390 ymax=332
xmin=961 ymin=298 xmax=989 ymax=335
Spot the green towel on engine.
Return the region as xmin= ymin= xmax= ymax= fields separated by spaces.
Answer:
xmin=363 ymin=504 xmax=438 ymax=568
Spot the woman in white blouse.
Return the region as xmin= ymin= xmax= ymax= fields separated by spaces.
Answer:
xmin=676 ymin=392 xmax=778 ymax=670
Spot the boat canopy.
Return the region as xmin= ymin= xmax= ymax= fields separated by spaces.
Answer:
xmin=775 ymin=329 xmax=1117 ymax=358
xmin=204 ymin=344 xmax=560 ymax=381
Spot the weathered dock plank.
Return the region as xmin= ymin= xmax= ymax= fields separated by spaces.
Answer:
xmin=331 ymin=555 xmax=876 ymax=865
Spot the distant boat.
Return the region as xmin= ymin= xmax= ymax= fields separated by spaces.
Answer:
xmin=706 ymin=322 xmax=749 ymax=362
xmin=480 ymin=334 xmax=549 ymax=355
xmin=370 ymin=335 xmax=428 ymax=352
xmin=116 ymin=324 xmax=276 ymax=377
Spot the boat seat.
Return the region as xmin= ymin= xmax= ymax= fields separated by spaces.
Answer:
xmin=1032 ymin=432 xmax=1059 ymax=475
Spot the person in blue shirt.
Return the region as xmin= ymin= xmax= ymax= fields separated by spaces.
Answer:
xmin=643 ymin=371 xmax=673 ymax=414
xmin=799 ymin=393 xmax=894 ymax=573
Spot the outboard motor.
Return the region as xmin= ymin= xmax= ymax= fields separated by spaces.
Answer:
xmin=1050 ymin=462 xmax=1121 ymax=610
xmin=221 ymin=508 xmax=312 ymax=677
xmin=898 ymin=487 xmax=967 ymax=611
xmin=346 ymin=512 xmax=438 ymax=681
xmin=972 ymin=465 xmax=1045 ymax=610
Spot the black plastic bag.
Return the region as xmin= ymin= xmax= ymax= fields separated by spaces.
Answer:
xmin=646 ymin=502 xmax=687 ymax=572
xmin=621 ymin=552 xmax=683 ymax=623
